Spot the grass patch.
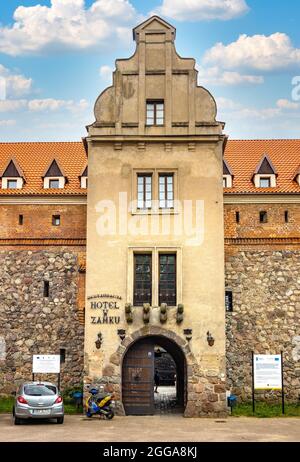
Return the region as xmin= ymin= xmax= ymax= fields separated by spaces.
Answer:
xmin=0 ymin=396 xmax=82 ymax=415
xmin=232 ymin=402 xmax=300 ymax=418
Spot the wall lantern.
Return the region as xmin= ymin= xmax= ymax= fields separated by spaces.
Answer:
xmin=183 ymin=329 xmax=192 ymax=342
xmin=95 ymin=333 xmax=103 ymax=349
xmin=207 ymin=331 xmax=215 ymax=347
xmin=117 ymin=329 xmax=126 ymax=341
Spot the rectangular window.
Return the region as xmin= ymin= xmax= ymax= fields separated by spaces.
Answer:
xmin=137 ymin=174 xmax=152 ymax=209
xmin=159 ymin=254 xmax=176 ymax=306
xmin=260 ymin=211 xmax=268 ymax=223
xmin=60 ymin=348 xmax=66 ymax=364
xmin=19 ymin=215 xmax=24 ymax=225
xmin=52 ymin=215 xmax=61 ymax=226
xmin=159 ymin=174 xmax=174 ymax=209
xmin=259 ymin=177 xmax=271 ymax=188
xmin=133 ymin=254 xmax=152 ymax=306
xmin=7 ymin=180 xmax=17 ymax=189
xmin=49 ymin=179 xmax=60 ymax=189
xmin=223 ymin=177 xmax=227 ymax=187
xmin=225 ymin=290 xmax=233 ymax=312
xmin=146 ymin=100 xmax=164 ymax=126
xmin=285 ymin=210 xmax=289 ymax=223
xmin=236 ymin=211 xmax=240 ymax=224
xmin=44 ymin=280 xmax=49 ymax=298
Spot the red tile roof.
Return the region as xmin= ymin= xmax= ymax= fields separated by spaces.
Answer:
xmin=0 ymin=142 xmax=87 ymax=195
xmin=0 ymin=139 xmax=299 ymax=195
xmin=224 ymin=139 xmax=300 ymax=194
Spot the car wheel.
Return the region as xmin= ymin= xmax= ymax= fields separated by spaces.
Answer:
xmin=57 ymin=416 xmax=64 ymax=424
xmin=14 ymin=416 xmax=22 ymax=425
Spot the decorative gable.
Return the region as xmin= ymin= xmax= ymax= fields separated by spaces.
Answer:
xmin=43 ymin=159 xmax=66 ymax=189
xmin=253 ymin=154 xmax=277 ymax=188
xmin=1 ymin=157 xmax=25 ymax=189
xmin=223 ymin=159 xmax=233 ymax=188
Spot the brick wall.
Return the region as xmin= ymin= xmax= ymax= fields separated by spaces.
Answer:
xmin=0 ymin=204 xmax=86 ymax=240
xmin=224 ymin=203 xmax=300 ymax=239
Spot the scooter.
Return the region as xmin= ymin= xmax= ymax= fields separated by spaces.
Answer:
xmin=85 ymin=388 xmax=115 ymax=420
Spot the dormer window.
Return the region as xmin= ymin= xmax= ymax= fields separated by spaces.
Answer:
xmin=1 ymin=158 xmax=25 ymax=189
xmin=259 ymin=177 xmax=271 ymax=188
xmin=146 ymin=100 xmax=164 ymax=126
xmin=49 ymin=179 xmax=60 ymax=189
xmin=253 ymin=155 xmax=277 ymax=188
xmin=223 ymin=159 xmax=233 ymax=188
xmin=80 ymin=165 xmax=88 ymax=189
xmin=43 ymin=159 xmax=66 ymax=189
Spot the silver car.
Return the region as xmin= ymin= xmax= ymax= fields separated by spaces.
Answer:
xmin=13 ymin=381 xmax=64 ymax=425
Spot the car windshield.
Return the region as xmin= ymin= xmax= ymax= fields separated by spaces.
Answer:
xmin=24 ymin=385 xmax=57 ymax=396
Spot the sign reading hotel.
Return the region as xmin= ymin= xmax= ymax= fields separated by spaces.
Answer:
xmin=253 ymin=354 xmax=282 ymax=390
xmin=33 ymin=355 xmax=60 ymax=374
xmin=88 ymin=293 xmax=121 ymax=325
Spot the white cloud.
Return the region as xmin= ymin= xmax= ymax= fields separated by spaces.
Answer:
xmin=197 ymin=65 xmax=264 ymax=86
xmin=0 ymin=98 xmax=89 ymax=113
xmin=276 ymin=99 xmax=300 ymax=110
xmin=0 ymin=0 xmax=139 ymax=56
xmin=0 ymin=119 xmax=16 ymax=127
xmin=204 ymin=33 xmax=300 ymax=71
xmin=99 ymin=65 xmax=113 ymax=85
xmin=0 ymin=65 xmax=33 ymax=97
xmin=154 ymin=0 xmax=249 ymax=21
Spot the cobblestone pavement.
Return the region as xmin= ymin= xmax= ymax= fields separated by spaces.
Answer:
xmin=154 ymin=386 xmax=183 ymax=414
xmin=1 ymin=414 xmax=299 ymax=442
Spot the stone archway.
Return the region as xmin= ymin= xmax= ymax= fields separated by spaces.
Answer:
xmin=106 ymin=326 xmax=198 ymax=417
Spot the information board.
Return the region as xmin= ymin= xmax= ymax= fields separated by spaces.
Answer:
xmin=253 ymin=354 xmax=282 ymax=390
xmin=32 ymin=355 xmax=60 ymax=374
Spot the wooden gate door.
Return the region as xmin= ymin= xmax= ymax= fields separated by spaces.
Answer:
xmin=122 ymin=339 xmax=154 ymax=415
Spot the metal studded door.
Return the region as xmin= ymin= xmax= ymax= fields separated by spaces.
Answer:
xmin=122 ymin=339 xmax=154 ymax=415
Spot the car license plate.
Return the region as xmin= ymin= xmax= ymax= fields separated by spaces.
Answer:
xmin=32 ymin=409 xmax=51 ymax=415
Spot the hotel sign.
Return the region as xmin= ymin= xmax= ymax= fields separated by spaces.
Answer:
xmin=88 ymin=293 xmax=121 ymax=325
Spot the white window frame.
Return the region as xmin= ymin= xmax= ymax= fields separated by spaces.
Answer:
xmin=1 ymin=177 xmax=23 ymax=189
xmin=223 ymin=175 xmax=232 ymax=188
xmin=254 ymin=174 xmax=276 ymax=188
xmin=80 ymin=176 xmax=88 ymax=189
xmin=44 ymin=177 xmax=65 ymax=189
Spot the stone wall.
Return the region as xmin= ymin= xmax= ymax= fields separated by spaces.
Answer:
xmin=225 ymin=248 xmax=300 ymax=402
xmin=0 ymin=249 xmax=84 ymax=393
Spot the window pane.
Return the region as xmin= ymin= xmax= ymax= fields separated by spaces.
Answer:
xmin=159 ymin=254 xmax=176 ymax=306
xmin=7 ymin=180 xmax=17 ymax=189
xmin=49 ymin=180 xmax=59 ymax=188
xmin=134 ymin=254 xmax=152 ymax=306
xmin=260 ymin=178 xmax=270 ymax=188
xmin=147 ymin=118 xmax=154 ymax=125
xmin=156 ymin=118 xmax=164 ymax=125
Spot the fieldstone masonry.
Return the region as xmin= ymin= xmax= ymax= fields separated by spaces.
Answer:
xmin=225 ymin=249 xmax=300 ymax=402
xmin=0 ymin=249 xmax=84 ymax=393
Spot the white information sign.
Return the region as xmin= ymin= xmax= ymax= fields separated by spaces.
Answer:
xmin=253 ymin=354 xmax=282 ymax=390
xmin=32 ymin=355 xmax=60 ymax=374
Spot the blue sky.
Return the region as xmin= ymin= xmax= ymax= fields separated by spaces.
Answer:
xmin=0 ymin=0 xmax=300 ymax=141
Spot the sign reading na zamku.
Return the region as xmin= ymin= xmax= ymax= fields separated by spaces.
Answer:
xmin=32 ymin=355 xmax=60 ymax=374
xmin=253 ymin=354 xmax=282 ymax=390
